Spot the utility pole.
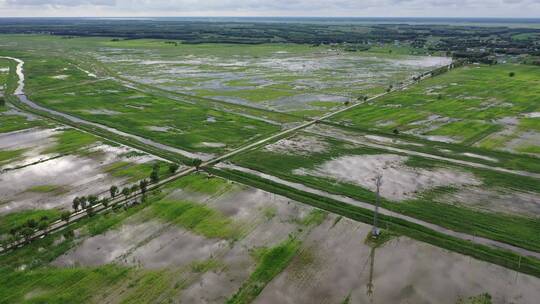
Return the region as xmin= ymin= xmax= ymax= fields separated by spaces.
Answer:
xmin=372 ymin=175 xmax=382 ymax=238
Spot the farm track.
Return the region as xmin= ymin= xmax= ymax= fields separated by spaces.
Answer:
xmin=215 ymin=163 xmax=540 ymax=259
xmin=306 ymin=127 xmax=540 ymax=179
xmin=2 ymin=56 xmax=539 ymax=263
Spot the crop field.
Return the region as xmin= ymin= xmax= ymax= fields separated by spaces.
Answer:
xmin=94 ymin=39 xmax=450 ymax=117
xmin=0 ymin=173 xmax=537 ymax=304
xmin=0 ymin=31 xmax=539 ymax=304
xmin=227 ymin=131 xmax=540 ymax=252
xmin=0 ymin=111 xmax=170 ymax=238
xmin=331 ymin=64 xmax=540 ymax=155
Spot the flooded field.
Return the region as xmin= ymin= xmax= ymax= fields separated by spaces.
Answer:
xmin=294 ymin=154 xmax=480 ymax=201
xmin=0 ymin=35 xmax=538 ymax=304
xmin=95 ymin=42 xmax=451 ymax=115
xmin=0 ymin=126 xmax=162 ymax=216
xmin=45 ymin=174 xmax=540 ymax=303
xmin=257 ymin=216 xmax=539 ymax=304
xmin=331 ymin=64 xmax=540 ymax=154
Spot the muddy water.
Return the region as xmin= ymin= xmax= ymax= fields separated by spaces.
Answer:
xmin=0 ymin=128 xmax=57 ymax=154
xmin=53 ymin=220 xmax=164 ymax=267
xmin=179 ymin=186 xmax=312 ymax=303
xmin=0 ymin=154 xmax=119 ymax=214
xmin=0 ymin=139 xmax=156 ymax=215
xmin=255 ymin=216 xmax=540 ymax=304
xmin=263 ymin=135 xmax=329 ymax=156
xmin=440 ymin=187 xmax=540 ymax=217
xmin=124 ymin=227 xmax=227 ymax=268
xmin=294 ymin=154 xmax=480 ymax=201
xmin=48 ymin=175 xmax=540 ymax=303
xmin=216 ymin=163 xmax=540 ymax=259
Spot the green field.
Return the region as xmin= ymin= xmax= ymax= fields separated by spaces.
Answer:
xmin=229 ymin=132 xmax=540 ymax=252
xmin=0 ymin=33 xmax=539 ymax=303
xmin=332 ymin=64 xmax=540 ymax=154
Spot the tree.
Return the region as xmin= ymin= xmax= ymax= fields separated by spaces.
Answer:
xmin=150 ymin=162 xmax=161 ymax=183
xmin=192 ymin=158 xmax=203 ymax=171
xmin=110 ymin=185 xmax=119 ymax=198
xmin=61 ymin=211 xmax=71 ymax=223
xmin=101 ymin=198 xmax=110 ymax=207
xmin=80 ymin=196 xmax=88 ymax=209
xmin=88 ymin=195 xmax=98 ymax=206
xmin=26 ymin=219 xmax=37 ymax=229
xmin=130 ymin=184 xmax=139 ymax=196
xmin=121 ymin=187 xmax=131 ymax=200
xmin=139 ymin=179 xmax=149 ymax=195
xmin=38 ymin=220 xmax=49 ymax=234
xmin=509 ymin=72 xmax=515 ymax=77
xmin=72 ymin=197 xmax=80 ymax=211
xmin=152 ymin=162 xmax=160 ymax=173
xmin=21 ymin=227 xmax=34 ymax=243
xmin=169 ymin=163 xmax=179 ymax=174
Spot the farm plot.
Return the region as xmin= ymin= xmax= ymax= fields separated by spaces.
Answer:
xmin=1 ymin=173 xmax=538 ymax=304
xmin=306 ymin=123 xmax=540 ymax=175
xmin=331 ymin=64 xmax=540 ymax=154
xmin=94 ymin=40 xmax=450 ymax=116
xmin=0 ymin=124 xmax=169 ymax=238
xmin=26 ymin=66 xmax=282 ymax=156
xmin=228 ymin=132 xmax=540 ymax=252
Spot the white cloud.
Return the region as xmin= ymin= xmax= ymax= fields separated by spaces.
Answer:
xmin=1 ymin=0 xmax=539 ymax=17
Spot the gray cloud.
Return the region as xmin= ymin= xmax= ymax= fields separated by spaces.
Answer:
xmin=1 ymin=0 xmax=539 ymax=17
xmin=6 ymin=0 xmax=113 ymax=6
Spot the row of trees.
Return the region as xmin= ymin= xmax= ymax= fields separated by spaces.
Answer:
xmin=2 ymin=161 xmax=185 ymax=250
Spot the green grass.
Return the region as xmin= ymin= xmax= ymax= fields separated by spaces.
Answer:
xmin=211 ymin=167 xmax=540 ymax=278
xmin=117 ymin=270 xmax=179 ymax=304
xmin=104 ymin=160 xmax=169 ymax=183
xmin=0 ymin=112 xmax=47 ymax=133
xmin=519 ymin=117 xmax=540 ymax=132
xmin=149 ymin=199 xmax=242 ymax=240
xmin=0 ymin=148 xmax=26 ymax=165
xmin=227 ymin=237 xmax=301 ymax=304
xmin=0 ymin=209 xmax=61 ymax=236
xmin=27 ymin=184 xmax=65 ymax=194
xmin=29 ymin=78 xmax=281 ymax=154
xmin=322 ymin=121 xmax=540 ymax=173
xmin=457 ymin=293 xmax=492 ymax=304
xmin=170 ymin=173 xmax=232 ymax=194
xmin=227 ymin=141 xmax=540 ymax=253
xmin=299 ymin=209 xmax=328 ymax=226
xmin=0 ymin=265 xmax=130 ymax=304
xmin=332 ymin=64 xmax=540 ymax=149
xmin=190 ymin=258 xmax=224 ymax=273
xmin=44 ymin=129 xmax=98 ymax=154
xmin=426 ymin=120 xmax=500 ymax=145
xmin=0 ymin=187 xmax=182 ymax=304
xmin=196 ymin=87 xmax=297 ymax=103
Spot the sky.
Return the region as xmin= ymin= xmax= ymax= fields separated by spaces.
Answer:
xmin=0 ymin=0 xmax=539 ymax=18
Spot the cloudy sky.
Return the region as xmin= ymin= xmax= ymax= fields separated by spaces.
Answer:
xmin=0 ymin=0 xmax=539 ymax=18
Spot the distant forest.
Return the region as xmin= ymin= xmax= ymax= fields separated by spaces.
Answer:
xmin=0 ymin=18 xmax=539 ymax=60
